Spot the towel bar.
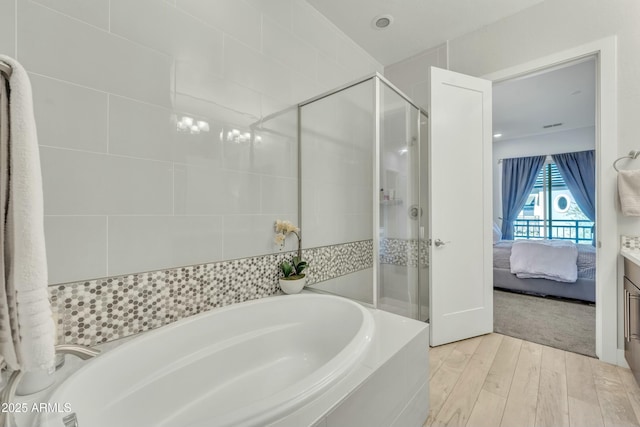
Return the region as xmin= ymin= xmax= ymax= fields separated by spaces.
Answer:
xmin=614 ymin=150 xmax=640 ymax=172
xmin=0 ymin=61 xmax=11 ymax=78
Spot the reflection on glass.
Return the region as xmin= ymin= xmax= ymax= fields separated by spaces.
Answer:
xmin=299 ymin=75 xmax=428 ymax=318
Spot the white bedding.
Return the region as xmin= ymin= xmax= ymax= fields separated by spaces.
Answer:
xmin=509 ymin=239 xmax=578 ymax=283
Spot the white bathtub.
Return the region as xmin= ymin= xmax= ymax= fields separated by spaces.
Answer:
xmin=38 ymin=294 xmax=374 ymax=427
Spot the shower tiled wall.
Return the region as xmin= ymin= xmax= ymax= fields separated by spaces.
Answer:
xmin=380 ymin=238 xmax=428 ymax=268
xmin=3 ymin=0 xmax=382 ymax=285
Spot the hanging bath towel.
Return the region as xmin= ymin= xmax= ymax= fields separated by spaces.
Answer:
xmin=618 ymin=169 xmax=640 ymax=216
xmin=0 ymin=55 xmax=55 ymax=374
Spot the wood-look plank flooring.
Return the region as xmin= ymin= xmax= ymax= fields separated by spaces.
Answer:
xmin=426 ymin=333 xmax=640 ymax=427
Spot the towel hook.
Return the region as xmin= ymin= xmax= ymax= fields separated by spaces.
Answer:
xmin=614 ymin=150 xmax=640 ymax=172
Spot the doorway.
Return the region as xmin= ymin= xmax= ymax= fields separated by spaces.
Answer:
xmin=483 ymin=37 xmax=618 ymax=364
xmin=491 ymin=57 xmax=597 ymax=357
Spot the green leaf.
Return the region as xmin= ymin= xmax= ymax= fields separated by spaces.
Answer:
xmin=294 ymin=260 xmax=307 ymax=275
xmin=281 ymin=261 xmax=293 ymax=277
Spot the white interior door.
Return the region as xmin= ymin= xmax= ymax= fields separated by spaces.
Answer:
xmin=429 ymin=67 xmax=493 ymax=346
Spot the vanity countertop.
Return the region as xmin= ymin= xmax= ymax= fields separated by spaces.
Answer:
xmin=621 ymin=248 xmax=640 ymax=267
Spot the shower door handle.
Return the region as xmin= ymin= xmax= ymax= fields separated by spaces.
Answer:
xmin=434 ymin=239 xmax=449 ymax=247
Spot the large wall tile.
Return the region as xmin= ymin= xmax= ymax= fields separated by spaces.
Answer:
xmin=172 ymin=118 xmax=225 ymax=166
xmin=174 ymin=92 xmax=257 ymax=131
xmin=224 ymin=36 xmax=292 ymax=103
xmin=253 ymin=130 xmax=297 ymax=178
xmin=31 ymin=0 xmax=109 ymax=30
xmin=260 ymin=176 xmax=297 ymax=214
xmin=223 ymin=214 xmax=297 ymax=260
xmin=174 ymin=164 xmax=261 ymax=215
xmin=245 ymin=0 xmax=292 ymax=31
xmin=44 ymin=216 xmax=107 ymax=284
xmin=108 ymin=95 xmax=174 ymax=161
xmin=31 ymin=74 xmax=108 ymax=153
xmin=292 ymin=2 xmax=338 ymax=60
xmin=175 ymin=75 xmax=262 ymax=123
xmin=317 ymin=52 xmax=351 ymax=93
xmin=221 ymin=125 xmax=297 ymax=178
xmin=263 ymin=17 xmax=317 ymax=81
xmin=336 ymin=35 xmax=376 ymax=81
xmin=111 ymin=0 xmax=224 ymax=88
xmin=176 ymin=0 xmax=261 ymax=51
xmin=290 ymin=72 xmax=321 ymax=105
xmin=40 ymin=147 xmax=173 ymax=215
xmin=18 ymin=0 xmax=172 ymax=107
xmin=18 ymin=0 xmax=382 ymax=280
xmin=107 ymin=216 xmax=223 ymax=276
xmin=0 ymin=0 xmax=15 ymax=57
xmin=109 ymin=0 xmax=171 ymax=53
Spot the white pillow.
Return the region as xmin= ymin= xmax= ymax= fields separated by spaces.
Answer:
xmin=492 ymin=223 xmax=502 ymax=243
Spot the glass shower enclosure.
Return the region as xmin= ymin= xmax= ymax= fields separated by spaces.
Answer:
xmin=299 ymin=74 xmax=428 ymax=322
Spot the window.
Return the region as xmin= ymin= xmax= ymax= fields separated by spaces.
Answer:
xmin=513 ymin=161 xmax=594 ymax=244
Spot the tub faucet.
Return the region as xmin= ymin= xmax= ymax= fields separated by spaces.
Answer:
xmin=55 ymin=344 xmax=101 ymax=369
xmin=0 ymin=344 xmax=100 ymax=427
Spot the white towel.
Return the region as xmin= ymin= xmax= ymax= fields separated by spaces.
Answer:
xmin=618 ymin=170 xmax=640 ymax=216
xmin=510 ymin=239 xmax=578 ymax=283
xmin=0 ymin=55 xmax=55 ymax=373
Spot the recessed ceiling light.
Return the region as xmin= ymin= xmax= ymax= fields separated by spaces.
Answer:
xmin=493 ymin=133 xmax=502 ymax=138
xmin=372 ymin=15 xmax=393 ymax=30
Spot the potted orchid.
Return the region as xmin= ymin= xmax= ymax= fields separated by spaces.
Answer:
xmin=274 ymin=220 xmax=308 ymax=294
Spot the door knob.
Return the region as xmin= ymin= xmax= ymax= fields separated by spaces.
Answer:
xmin=434 ymin=239 xmax=449 ymax=247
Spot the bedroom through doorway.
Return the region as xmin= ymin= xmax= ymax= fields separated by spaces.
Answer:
xmin=491 ymin=56 xmax=597 ymax=357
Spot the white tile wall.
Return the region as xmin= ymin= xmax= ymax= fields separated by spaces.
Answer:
xmin=301 ymin=78 xmax=374 ymax=248
xmin=3 ymin=0 xmax=381 ymax=284
xmin=31 ymin=0 xmax=109 ymax=30
xmin=18 ymin=0 xmax=173 ymax=108
xmin=40 ymin=147 xmax=174 ymax=216
xmin=177 ymin=0 xmax=262 ymax=51
xmin=107 ymin=216 xmax=224 ymax=276
xmin=31 ymin=75 xmax=108 ymax=153
xmin=263 ymin=17 xmax=317 ymax=80
xmin=384 ymin=44 xmax=448 ymax=111
xmin=0 ymin=0 xmax=15 ymax=57
xmin=222 ymin=215 xmax=297 ymax=260
xmin=44 ymin=216 xmax=108 ymax=283
xmin=310 ymin=268 xmax=374 ymax=305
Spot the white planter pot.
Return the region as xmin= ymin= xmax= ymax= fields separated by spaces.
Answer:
xmin=279 ymin=275 xmax=306 ymax=294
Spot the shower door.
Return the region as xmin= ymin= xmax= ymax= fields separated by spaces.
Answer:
xmin=377 ymin=80 xmax=426 ymax=321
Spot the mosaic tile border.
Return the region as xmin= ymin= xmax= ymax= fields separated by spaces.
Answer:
xmin=622 ymin=235 xmax=640 ymax=251
xmin=49 ymin=240 xmax=373 ymax=346
xmin=379 ymin=237 xmax=429 ymax=268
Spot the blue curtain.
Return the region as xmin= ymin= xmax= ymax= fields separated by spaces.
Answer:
xmin=501 ymin=155 xmax=546 ymax=240
xmin=552 ymin=150 xmax=595 ymax=220
xmin=552 ymin=150 xmax=596 ymax=245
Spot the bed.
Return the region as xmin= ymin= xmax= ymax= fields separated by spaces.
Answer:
xmin=493 ymin=240 xmax=596 ymax=303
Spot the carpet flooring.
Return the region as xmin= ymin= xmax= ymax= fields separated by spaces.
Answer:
xmin=494 ymin=289 xmax=596 ymax=357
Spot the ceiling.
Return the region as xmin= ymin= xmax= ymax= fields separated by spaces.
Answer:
xmin=306 ymin=0 xmax=543 ymax=66
xmin=493 ymin=57 xmax=596 ymax=142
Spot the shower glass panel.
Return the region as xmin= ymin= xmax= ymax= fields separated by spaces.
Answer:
xmin=377 ymin=83 xmax=424 ymax=320
xmin=299 ymin=78 xmax=375 ymax=305
xmin=299 ymin=74 xmax=427 ymax=319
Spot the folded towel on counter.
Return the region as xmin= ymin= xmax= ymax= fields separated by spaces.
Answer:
xmin=0 ymin=55 xmax=55 ymax=374
xmin=618 ymin=169 xmax=640 ymax=216
xmin=510 ymin=239 xmax=578 ymax=283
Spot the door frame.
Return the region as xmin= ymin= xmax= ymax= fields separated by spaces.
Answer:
xmin=482 ymin=36 xmax=618 ymax=364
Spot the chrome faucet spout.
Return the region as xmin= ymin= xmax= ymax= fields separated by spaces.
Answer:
xmin=55 ymin=344 xmax=101 ymax=360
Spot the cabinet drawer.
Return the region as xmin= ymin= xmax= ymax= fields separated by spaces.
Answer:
xmin=625 ymin=258 xmax=640 ymax=287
